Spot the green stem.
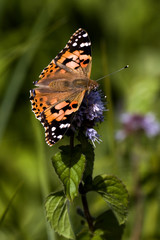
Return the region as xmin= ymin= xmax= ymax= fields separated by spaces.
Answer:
xmin=79 ymin=183 xmax=94 ymax=233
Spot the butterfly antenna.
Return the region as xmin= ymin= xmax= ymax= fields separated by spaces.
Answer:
xmin=96 ymin=65 xmax=129 ymax=82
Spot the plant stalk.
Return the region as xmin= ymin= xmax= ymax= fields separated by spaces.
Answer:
xmin=79 ymin=183 xmax=94 ymax=233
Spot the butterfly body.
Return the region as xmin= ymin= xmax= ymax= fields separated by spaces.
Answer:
xmin=30 ymin=28 xmax=97 ymax=146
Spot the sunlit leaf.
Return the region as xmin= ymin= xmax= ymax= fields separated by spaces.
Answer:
xmin=93 ymin=174 xmax=129 ymax=224
xmin=52 ymin=145 xmax=86 ymax=201
xmin=45 ymin=191 xmax=74 ymax=239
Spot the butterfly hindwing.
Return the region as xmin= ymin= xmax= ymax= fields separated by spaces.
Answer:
xmin=41 ymin=90 xmax=86 ymax=146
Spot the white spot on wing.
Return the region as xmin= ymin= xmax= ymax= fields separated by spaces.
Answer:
xmin=57 ymin=135 xmax=63 ymax=139
xmin=72 ymin=42 xmax=77 ymax=47
xmin=60 ymin=123 xmax=70 ymax=129
xmin=80 ymin=42 xmax=91 ymax=47
xmin=83 ymin=33 xmax=88 ymax=37
xmin=80 ymin=43 xmax=85 ymax=47
xmin=52 ymin=127 xmax=56 ymax=131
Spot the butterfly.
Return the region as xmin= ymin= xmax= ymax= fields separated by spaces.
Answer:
xmin=30 ymin=28 xmax=98 ymax=146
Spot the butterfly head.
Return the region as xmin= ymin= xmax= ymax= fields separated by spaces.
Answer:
xmin=87 ymin=79 xmax=99 ymax=93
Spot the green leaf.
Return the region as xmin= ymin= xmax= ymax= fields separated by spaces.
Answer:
xmin=93 ymin=174 xmax=129 ymax=224
xmin=45 ymin=191 xmax=74 ymax=239
xmin=52 ymin=145 xmax=86 ymax=201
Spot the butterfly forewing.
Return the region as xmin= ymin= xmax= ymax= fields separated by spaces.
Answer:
xmin=54 ymin=28 xmax=92 ymax=78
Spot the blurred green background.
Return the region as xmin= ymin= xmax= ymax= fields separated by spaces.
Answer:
xmin=0 ymin=0 xmax=160 ymax=239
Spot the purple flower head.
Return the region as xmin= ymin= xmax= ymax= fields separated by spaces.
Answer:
xmin=70 ymin=89 xmax=106 ymax=146
xmin=85 ymin=128 xmax=102 ymax=147
xmin=116 ymin=112 xmax=160 ymax=141
xmin=82 ymin=90 xmax=106 ymax=122
xmin=120 ymin=113 xmax=144 ymax=132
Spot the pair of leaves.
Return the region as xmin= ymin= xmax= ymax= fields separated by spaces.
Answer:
xmin=45 ymin=142 xmax=129 ymax=239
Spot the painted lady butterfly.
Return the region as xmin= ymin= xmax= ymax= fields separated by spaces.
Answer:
xmin=30 ymin=28 xmax=98 ymax=146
